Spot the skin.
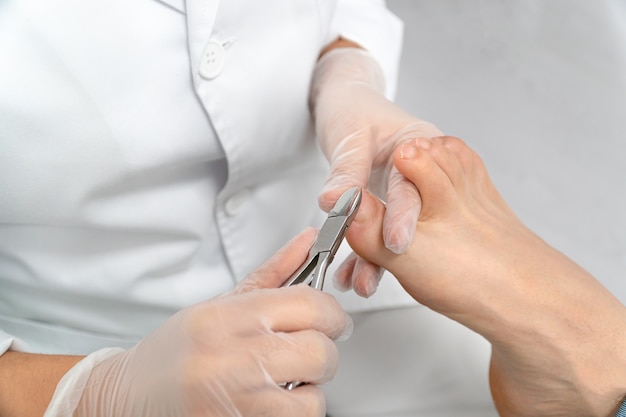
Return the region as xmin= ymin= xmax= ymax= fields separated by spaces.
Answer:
xmin=0 ymin=352 xmax=82 ymax=417
xmin=346 ymin=136 xmax=626 ymax=417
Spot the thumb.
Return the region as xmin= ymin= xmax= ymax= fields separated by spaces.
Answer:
xmin=382 ymin=165 xmax=421 ymax=254
xmin=233 ymin=228 xmax=318 ymax=293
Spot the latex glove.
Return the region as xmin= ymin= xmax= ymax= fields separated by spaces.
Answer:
xmin=44 ymin=228 xmax=353 ymax=417
xmin=311 ymin=46 xmax=442 ymax=297
xmin=346 ymin=136 xmax=626 ymax=417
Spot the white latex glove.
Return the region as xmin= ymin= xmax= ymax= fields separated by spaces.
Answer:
xmin=311 ymin=47 xmax=443 ymax=297
xmin=44 ymin=228 xmax=353 ymax=417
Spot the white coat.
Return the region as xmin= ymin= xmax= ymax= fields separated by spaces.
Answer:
xmin=0 ymin=0 xmax=413 ymax=355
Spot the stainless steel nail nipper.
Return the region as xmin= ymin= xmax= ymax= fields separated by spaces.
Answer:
xmin=281 ymin=186 xmax=361 ymax=391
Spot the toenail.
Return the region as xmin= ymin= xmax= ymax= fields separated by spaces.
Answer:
xmin=352 ymin=190 xmax=377 ymax=226
xmin=399 ymin=141 xmax=418 ymax=159
xmin=432 ymin=136 xmax=445 ymax=144
xmin=414 ymin=137 xmax=431 ymax=150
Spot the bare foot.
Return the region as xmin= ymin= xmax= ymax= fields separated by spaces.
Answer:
xmin=346 ymin=136 xmax=626 ymax=417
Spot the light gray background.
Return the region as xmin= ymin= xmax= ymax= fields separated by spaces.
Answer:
xmin=388 ymin=0 xmax=626 ymax=301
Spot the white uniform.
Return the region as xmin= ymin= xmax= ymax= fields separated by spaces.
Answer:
xmin=0 ymin=0 xmax=417 ymax=352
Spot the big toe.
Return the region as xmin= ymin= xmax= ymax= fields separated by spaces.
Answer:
xmin=346 ymin=190 xmax=395 ymax=269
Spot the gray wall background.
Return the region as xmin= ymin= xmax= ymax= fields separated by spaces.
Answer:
xmin=387 ymin=0 xmax=626 ymax=301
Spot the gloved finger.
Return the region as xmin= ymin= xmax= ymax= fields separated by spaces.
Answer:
xmin=383 ymin=163 xmax=421 ymax=254
xmin=207 ymin=381 xmax=325 ymax=417
xmin=351 ymin=256 xmax=385 ymax=298
xmin=333 ymin=252 xmax=384 ymax=298
xmin=318 ymin=129 xmax=372 ymax=212
xmin=240 ymin=384 xmax=326 ymax=417
xmin=344 ymin=189 xmax=393 ymax=271
xmin=260 ymin=330 xmax=339 ymax=386
xmin=333 ymin=252 xmax=358 ymax=292
xmin=233 ymin=227 xmax=318 ymax=294
xmin=284 ymin=385 xmax=326 ymax=417
xmin=237 ymin=286 xmax=353 ymax=341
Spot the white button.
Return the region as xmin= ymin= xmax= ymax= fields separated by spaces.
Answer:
xmin=199 ymin=40 xmax=225 ymax=80
xmin=225 ymin=189 xmax=251 ymax=216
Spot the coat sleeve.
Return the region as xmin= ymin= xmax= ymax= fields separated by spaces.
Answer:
xmin=0 ymin=329 xmax=30 ymax=356
xmin=330 ymin=0 xmax=404 ymax=98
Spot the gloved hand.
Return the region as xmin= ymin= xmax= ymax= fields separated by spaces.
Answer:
xmin=44 ymin=228 xmax=353 ymax=417
xmin=311 ymin=46 xmax=443 ymax=297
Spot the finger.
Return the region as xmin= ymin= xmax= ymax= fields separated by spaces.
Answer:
xmin=318 ymin=131 xmax=372 ymax=212
xmin=383 ymin=164 xmax=421 ymax=254
xmin=345 ymin=189 xmax=395 ymax=270
xmin=243 ymin=286 xmax=353 ymax=341
xmin=259 ymin=330 xmax=339 ymax=386
xmin=332 ymin=252 xmax=384 ymax=297
xmin=233 ymin=228 xmax=318 ymax=293
xmin=351 ymin=256 xmax=384 ymax=298
xmin=243 ymin=384 xmax=326 ymax=417
xmin=284 ymin=384 xmax=326 ymax=417
xmin=333 ymin=252 xmax=358 ymax=292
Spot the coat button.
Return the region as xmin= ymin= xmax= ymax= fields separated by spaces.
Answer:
xmin=224 ymin=189 xmax=251 ymax=216
xmin=199 ymin=40 xmax=225 ymax=80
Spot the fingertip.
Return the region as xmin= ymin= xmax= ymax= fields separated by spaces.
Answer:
xmin=278 ymin=227 xmax=318 ymax=256
xmin=383 ymin=208 xmax=417 ymax=254
xmin=234 ymin=227 xmax=319 ymax=293
xmin=336 ymin=313 xmax=354 ymax=342
xmin=318 ymin=190 xmax=337 ymax=213
xmin=353 ymin=278 xmax=378 ymax=299
xmin=319 ymin=292 xmax=354 ymax=342
xmin=318 ymin=179 xmax=347 ymax=212
xmin=383 ymin=173 xmax=420 ymax=254
xmin=332 ymin=275 xmax=351 ymax=292
xmin=352 ymin=259 xmax=384 ymax=298
xmin=383 ymin=231 xmax=412 ymax=255
xmin=319 ymin=179 xmax=368 ymax=213
xmin=332 ymin=253 xmax=357 ymax=292
xmin=299 ymin=227 xmax=319 ymax=245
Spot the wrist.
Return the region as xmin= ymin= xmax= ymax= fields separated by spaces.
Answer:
xmin=318 ymin=37 xmax=363 ymax=58
xmin=0 ymin=351 xmax=83 ymax=417
xmin=46 ymin=347 xmax=126 ymax=417
xmin=310 ymin=47 xmax=386 ymax=112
